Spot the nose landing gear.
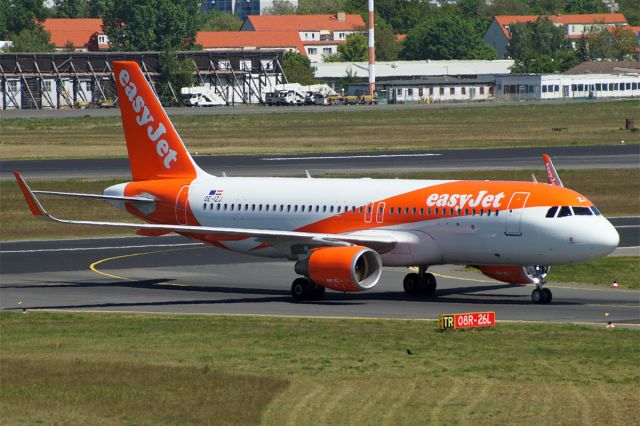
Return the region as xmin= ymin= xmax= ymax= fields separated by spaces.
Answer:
xmin=529 ymin=265 xmax=552 ymax=304
xmin=403 ymin=266 xmax=437 ymax=296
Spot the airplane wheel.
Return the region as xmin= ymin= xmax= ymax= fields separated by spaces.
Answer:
xmin=423 ymin=273 xmax=437 ymax=296
xmin=403 ymin=273 xmax=420 ymax=295
xmin=312 ymin=283 xmax=326 ymax=300
xmin=291 ymin=278 xmax=310 ymax=301
xmin=531 ymin=288 xmax=543 ymax=304
xmin=542 ymin=288 xmax=552 ymax=304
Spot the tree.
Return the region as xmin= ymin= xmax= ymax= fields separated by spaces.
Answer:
xmin=157 ymin=51 xmax=194 ymax=106
xmin=481 ymin=0 xmax=531 ymax=16
xmin=281 ymin=52 xmax=316 ymax=85
xmin=9 ymin=27 xmax=55 ymax=52
xmin=338 ymin=34 xmax=368 ymax=61
xmin=262 ymin=0 xmax=297 ymax=15
xmin=522 ymin=0 xmax=564 ymax=14
xmin=199 ymin=10 xmax=242 ymax=31
xmin=0 ymin=0 xmax=49 ymax=40
xmin=297 ymin=0 xmax=347 ymax=14
xmin=457 ymin=0 xmax=484 ymax=17
xmin=508 ymin=18 xmax=579 ymax=73
xmin=54 ymin=0 xmax=88 ymax=18
xmin=103 ymin=0 xmax=200 ymax=51
xmin=618 ymin=0 xmax=640 ymax=26
xmin=582 ymin=27 xmax=638 ymax=60
xmin=401 ymin=14 xmax=498 ymax=60
xmin=88 ymin=0 xmax=108 ymax=18
xmin=564 ymin=0 xmax=608 ymax=14
xmin=375 ymin=19 xmax=400 ymax=61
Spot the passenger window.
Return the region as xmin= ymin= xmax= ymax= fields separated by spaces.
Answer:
xmin=216 ymin=204 xmax=221 ymax=210
xmin=245 ymin=204 xmax=248 ymax=211
xmin=330 ymin=206 xmax=334 ymax=213
xmin=337 ymin=206 xmax=341 ymax=213
xmin=546 ymin=206 xmax=558 ymax=218
xmin=224 ymin=204 xmax=228 ymax=211
xmin=367 ymin=206 xmax=372 ymax=213
xmin=412 ymin=208 xmax=416 ymax=214
xmin=591 ymin=206 xmax=601 ymax=216
xmin=390 ymin=207 xmax=394 ymax=214
xmin=294 ymin=205 xmax=298 ymax=212
xmin=251 ymin=204 xmax=255 ymax=211
xmin=573 ymin=207 xmax=593 ymax=216
xmin=203 ymin=203 xmax=206 ymax=210
xmin=480 ymin=209 xmax=484 ymax=216
xmin=230 ymin=204 xmax=234 ymax=211
xmin=465 ymin=209 xmax=468 ymax=215
xmin=495 ymin=210 xmax=499 ymax=216
xmin=301 ymin=205 xmax=305 ymax=212
xmin=405 ymin=208 xmax=409 ymax=214
xmin=280 ymin=205 xmax=284 ymax=211
xmin=315 ymin=206 xmax=319 ymax=212
xmin=359 ymin=207 xmax=363 ymax=213
xmin=210 ymin=203 xmax=214 ymax=210
xmin=427 ymin=208 xmax=431 ymax=215
xmin=259 ymin=204 xmax=263 ymax=211
xmin=558 ymin=206 xmax=572 ymax=217
xmin=287 ymin=205 xmax=291 ymax=212
xmin=420 ymin=208 xmax=424 ymax=215
xmin=265 ymin=205 xmax=269 ymax=211
xmin=472 ymin=209 xmax=476 ymax=216
xmin=435 ymin=208 xmax=439 ymax=215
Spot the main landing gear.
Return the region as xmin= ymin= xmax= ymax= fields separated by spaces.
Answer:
xmin=403 ymin=266 xmax=437 ymax=296
xmin=291 ymin=277 xmax=325 ymax=301
xmin=529 ymin=265 xmax=552 ymax=304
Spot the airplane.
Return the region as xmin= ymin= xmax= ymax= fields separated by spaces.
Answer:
xmin=14 ymin=61 xmax=620 ymax=304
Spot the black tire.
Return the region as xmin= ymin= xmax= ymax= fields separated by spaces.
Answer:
xmin=542 ymin=288 xmax=552 ymax=304
xmin=531 ymin=288 xmax=543 ymax=304
xmin=423 ymin=272 xmax=437 ymax=296
xmin=312 ymin=283 xmax=326 ymax=300
xmin=403 ymin=273 xmax=420 ymax=295
xmin=291 ymin=278 xmax=309 ymax=301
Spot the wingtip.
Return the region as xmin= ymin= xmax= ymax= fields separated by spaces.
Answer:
xmin=13 ymin=171 xmax=45 ymax=217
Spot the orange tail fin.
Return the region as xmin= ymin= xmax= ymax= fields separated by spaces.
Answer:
xmin=113 ymin=61 xmax=200 ymax=181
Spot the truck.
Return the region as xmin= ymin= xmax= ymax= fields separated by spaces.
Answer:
xmin=181 ymin=86 xmax=226 ymax=107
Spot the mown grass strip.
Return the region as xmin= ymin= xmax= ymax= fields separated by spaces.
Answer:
xmin=0 ymin=312 xmax=638 ymax=425
xmin=551 ymin=257 xmax=639 ymax=289
xmin=1 ymin=101 xmax=637 ymax=159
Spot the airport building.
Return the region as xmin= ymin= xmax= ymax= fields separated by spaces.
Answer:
xmin=0 ymin=50 xmax=287 ymax=110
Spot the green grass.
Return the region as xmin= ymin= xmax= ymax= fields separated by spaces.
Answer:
xmin=0 ymin=101 xmax=638 ymax=159
xmin=1 ymin=312 xmax=638 ymax=425
xmin=2 ymin=168 xmax=636 ymax=241
xmin=552 ymin=257 xmax=640 ymax=289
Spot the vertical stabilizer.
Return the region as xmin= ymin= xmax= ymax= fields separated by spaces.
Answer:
xmin=113 ymin=61 xmax=201 ymax=181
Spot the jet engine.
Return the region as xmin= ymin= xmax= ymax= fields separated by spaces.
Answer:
xmin=474 ymin=265 xmax=550 ymax=285
xmin=295 ymin=246 xmax=383 ymax=292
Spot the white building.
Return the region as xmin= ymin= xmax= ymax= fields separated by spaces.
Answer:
xmin=316 ymin=60 xmax=515 ymax=80
xmin=494 ymin=73 xmax=640 ymax=100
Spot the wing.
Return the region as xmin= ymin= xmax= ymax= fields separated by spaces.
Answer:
xmin=14 ymin=171 xmax=397 ymax=253
xmin=31 ymin=190 xmax=154 ymax=203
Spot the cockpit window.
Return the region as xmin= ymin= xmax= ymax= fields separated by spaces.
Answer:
xmin=591 ymin=206 xmax=601 ymax=216
xmin=557 ymin=206 xmax=572 ymax=217
xmin=573 ymin=207 xmax=593 ymax=216
xmin=545 ymin=206 xmax=558 ymax=218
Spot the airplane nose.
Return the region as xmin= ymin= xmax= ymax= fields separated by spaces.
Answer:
xmin=593 ymin=219 xmax=620 ymax=256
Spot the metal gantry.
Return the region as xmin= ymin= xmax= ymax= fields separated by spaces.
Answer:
xmin=0 ymin=50 xmax=287 ymax=109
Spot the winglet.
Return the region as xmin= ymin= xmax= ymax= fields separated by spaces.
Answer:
xmin=542 ymin=154 xmax=563 ymax=187
xmin=13 ymin=171 xmax=47 ymax=217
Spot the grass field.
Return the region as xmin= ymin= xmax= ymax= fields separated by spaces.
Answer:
xmin=551 ymin=257 xmax=639 ymax=289
xmin=2 ymin=168 xmax=636 ymax=242
xmin=0 ymin=312 xmax=638 ymax=425
xmin=1 ymin=101 xmax=638 ymax=159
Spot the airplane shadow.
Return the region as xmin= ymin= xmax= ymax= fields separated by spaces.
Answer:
xmin=2 ymin=276 xmax=580 ymax=310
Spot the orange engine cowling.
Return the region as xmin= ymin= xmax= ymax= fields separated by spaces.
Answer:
xmin=296 ymin=246 xmax=383 ymax=292
xmin=474 ymin=265 xmax=550 ymax=285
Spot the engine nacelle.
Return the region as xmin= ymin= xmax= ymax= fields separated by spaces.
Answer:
xmin=474 ymin=265 xmax=550 ymax=285
xmin=295 ymin=246 xmax=383 ymax=292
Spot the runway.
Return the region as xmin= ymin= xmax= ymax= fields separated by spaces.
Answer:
xmin=1 ymin=223 xmax=638 ymax=326
xmin=2 ymin=144 xmax=638 ymax=180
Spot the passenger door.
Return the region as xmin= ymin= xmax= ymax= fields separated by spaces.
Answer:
xmin=505 ymin=192 xmax=530 ymax=236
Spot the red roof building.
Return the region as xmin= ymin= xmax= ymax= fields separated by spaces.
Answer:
xmin=196 ymin=31 xmax=304 ymax=54
xmin=42 ymin=18 xmax=109 ymax=51
xmin=240 ymin=13 xmax=365 ymax=63
xmin=484 ymin=14 xmax=629 ymax=58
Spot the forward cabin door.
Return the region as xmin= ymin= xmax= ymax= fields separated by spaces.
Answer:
xmin=505 ymin=192 xmax=530 ymax=236
xmin=175 ymin=185 xmax=190 ymax=225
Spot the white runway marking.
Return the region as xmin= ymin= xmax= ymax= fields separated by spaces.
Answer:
xmin=614 ymin=225 xmax=640 ymax=228
xmin=262 ymin=153 xmax=442 ymax=161
xmin=0 ymin=242 xmax=204 ymax=254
